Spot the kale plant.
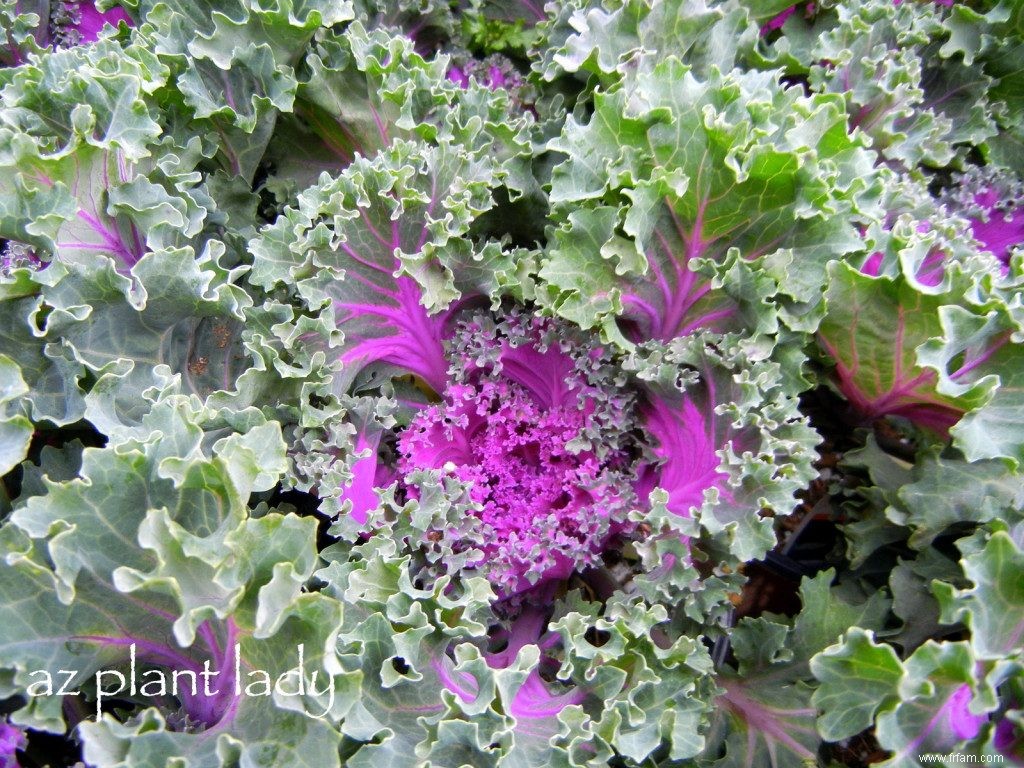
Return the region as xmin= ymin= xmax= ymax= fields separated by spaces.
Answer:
xmin=0 ymin=0 xmax=1022 ymax=766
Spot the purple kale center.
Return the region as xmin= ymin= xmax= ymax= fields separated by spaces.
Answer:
xmin=0 ymin=242 xmax=40 ymax=276
xmin=943 ymin=167 xmax=1024 ymax=270
xmin=50 ymin=0 xmax=131 ymax=47
xmin=969 ymin=187 xmax=1024 ymax=267
xmin=397 ymin=314 xmax=642 ymax=595
xmin=0 ymin=719 xmax=25 ymax=768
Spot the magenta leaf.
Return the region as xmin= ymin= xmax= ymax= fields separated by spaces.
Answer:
xmin=50 ymin=0 xmax=131 ymax=47
xmin=712 ymin=678 xmax=820 ymax=766
xmin=544 ymin=62 xmax=869 ymax=340
xmin=943 ymin=169 xmax=1024 ymax=270
xmin=875 ymin=643 xmax=995 ymax=762
xmin=251 ymin=140 xmax=509 ymax=394
xmin=639 ymin=393 xmax=730 ymax=520
xmin=4 ymin=144 xmax=208 ymax=273
xmin=333 ymin=396 xmax=398 ymax=526
xmin=817 ymin=261 xmax=969 ymax=432
xmin=434 ymin=607 xmax=587 ymax=764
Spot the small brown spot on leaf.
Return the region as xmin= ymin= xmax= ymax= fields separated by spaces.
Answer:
xmin=213 ymin=324 xmax=232 ymax=349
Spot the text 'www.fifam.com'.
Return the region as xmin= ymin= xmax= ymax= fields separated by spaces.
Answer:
xmin=917 ymin=754 xmax=1005 ymax=764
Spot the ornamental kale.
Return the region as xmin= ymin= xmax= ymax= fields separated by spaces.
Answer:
xmin=2 ymin=0 xmax=1024 ymax=766
xmin=398 ymin=312 xmax=645 ymax=594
